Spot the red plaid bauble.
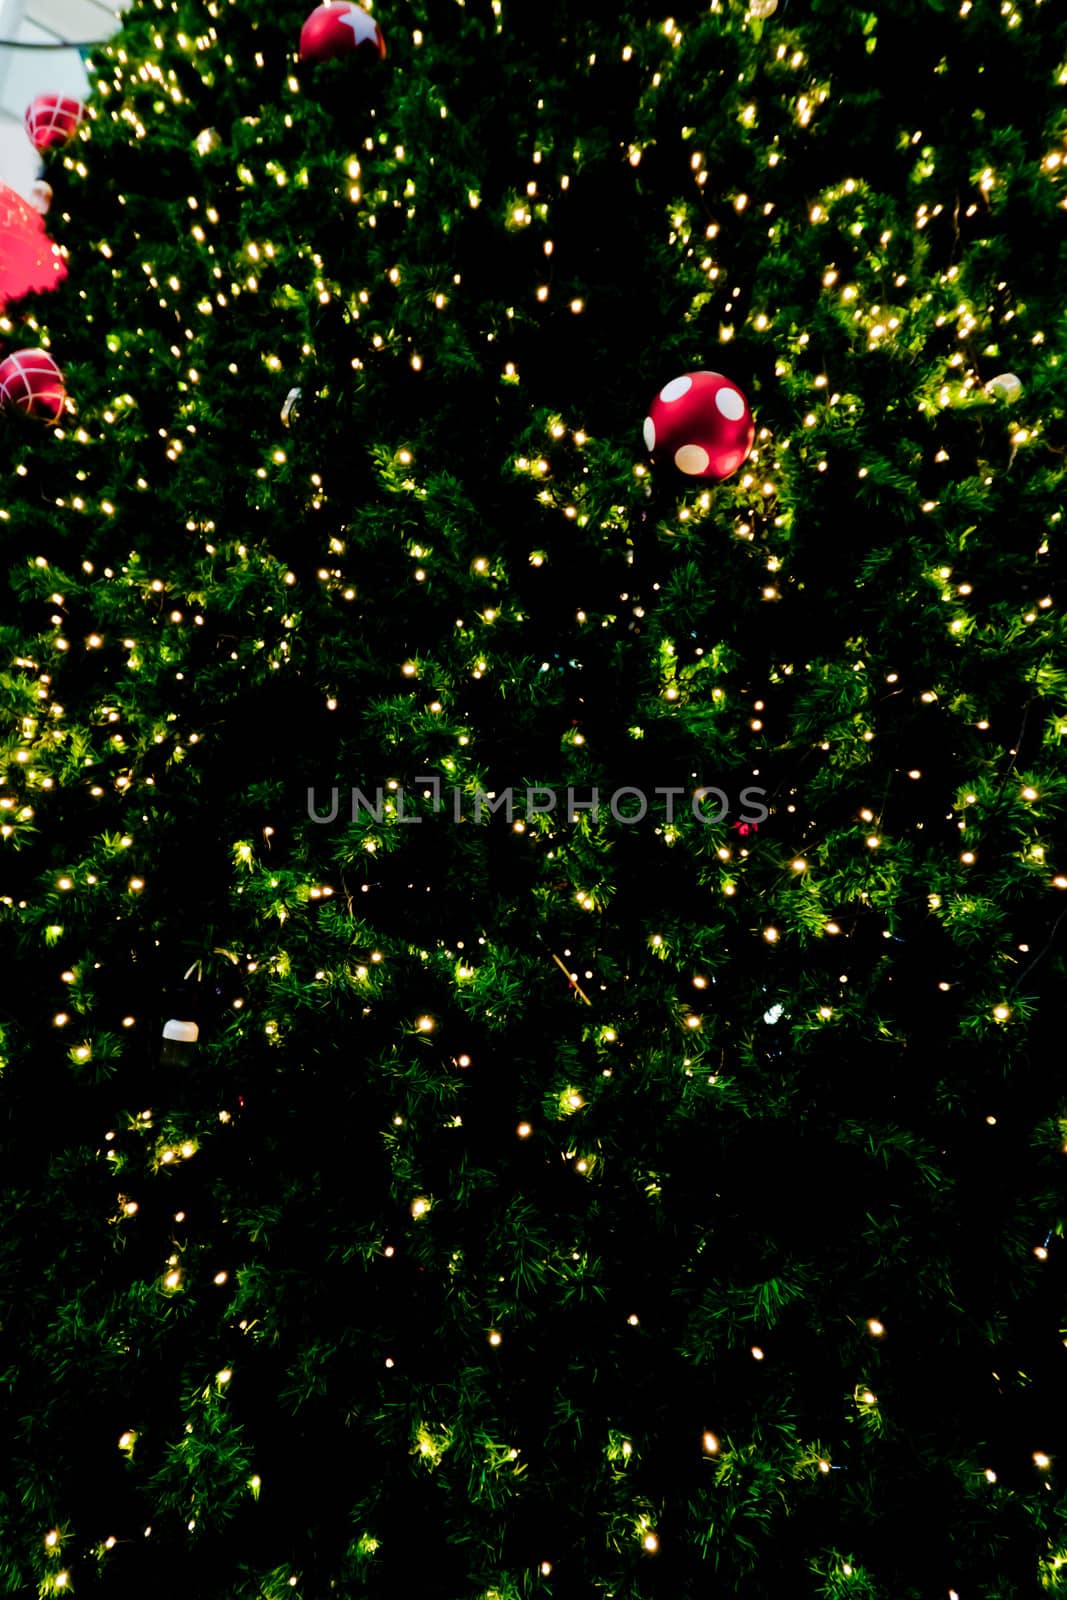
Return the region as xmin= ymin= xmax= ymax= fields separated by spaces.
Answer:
xmin=0 ymin=349 xmax=66 ymax=423
xmin=25 ymin=94 xmax=85 ymax=153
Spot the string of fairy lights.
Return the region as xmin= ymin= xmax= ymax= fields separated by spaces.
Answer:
xmin=1 ymin=0 xmax=1064 ymax=1591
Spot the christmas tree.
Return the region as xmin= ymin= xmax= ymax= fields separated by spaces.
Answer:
xmin=1 ymin=0 xmax=1065 ymax=1595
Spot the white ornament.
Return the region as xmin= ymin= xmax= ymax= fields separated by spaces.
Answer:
xmin=763 ymin=1003 xmax=785 ymax=1025
xmin=281 ymin=387 xmax=302 ymax=426
xmin=163 ymin=1019 xmax=199 ymax=1043
xmin=28 ymin=179 xmax=52 ymax=215
xmin=984 ymin=372 xmax=1022 ymax=404
xmin=160 ymin=1017 xmax=198 ymax=1066
xmin=751 ymin=0 xmax=778 ymax=16
xmin=195 ymin=127 xmax=221 ymax=154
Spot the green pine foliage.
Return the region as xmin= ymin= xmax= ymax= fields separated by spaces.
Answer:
xmin=1 ymin=0 xmax=1066 ymax=1594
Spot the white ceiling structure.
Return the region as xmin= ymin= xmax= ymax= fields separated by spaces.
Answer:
xmin=0 ymin=0 xmax=127 ymax=198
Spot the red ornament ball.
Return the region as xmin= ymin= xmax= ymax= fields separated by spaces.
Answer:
xmin=299 ymin=3 xmax=385 ymax=65
xmin=642 ymin=371 xmax=754 ymax=481
xmin=0 ymin=348 xmax=66 ymax=423
xmin=0 ymin=183 xmax=66 ymax=306
xmin=25 ymin=94 xmax=85 ymax=153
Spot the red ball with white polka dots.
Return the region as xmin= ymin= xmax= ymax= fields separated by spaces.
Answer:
xmin=299 ymin=2 xmax=386 ymax=64
xmin=0 ymin=348 xmax=66 ymax=423
xmin=642 ymin=372 xmax=754 ymax=481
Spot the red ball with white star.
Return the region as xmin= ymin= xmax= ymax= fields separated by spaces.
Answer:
xmin=299 ymin=2 xmax=386 ymax=65
xmin=642 ymin=372 xmax=754 ymax=481
xmin=0 ymin=348 xmax=66 ymax=423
